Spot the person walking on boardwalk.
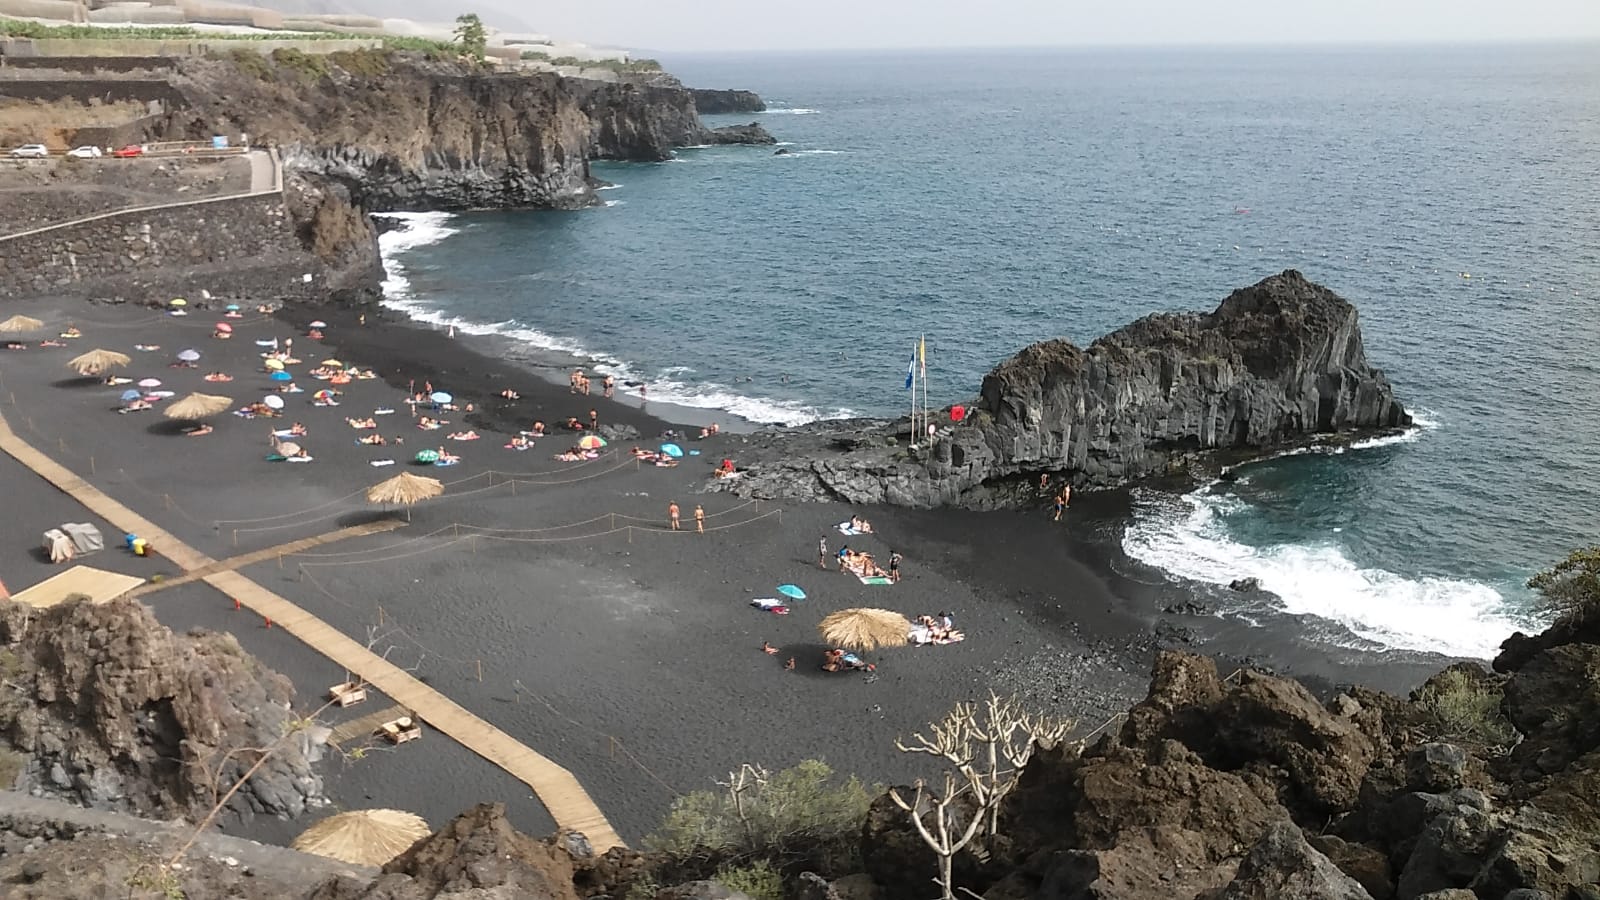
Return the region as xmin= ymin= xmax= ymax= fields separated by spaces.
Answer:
xmin=818 ymin=536 xmax=828 ymax=568
xmin=668 ymin=501 xmax=681 ymax=530
xmin=694 ymin=504 xmax=705 ymax=534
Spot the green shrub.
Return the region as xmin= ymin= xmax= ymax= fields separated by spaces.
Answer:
xmin=329 ymin=48 xmax=391 ymax=77
xmin=714 ymin=860 xmax=783 ymax=900
xmin=225 ymin=47 xmax=273 ymax=81
xmin=1415 ymin=667 xmax=1516 ymax=746
xmin=1528 ymin=546 xmax=1600 ymax=625
xmin=646 ymin=759 xmax=873 ymax=867
xmin=271 ymin=47 xmax=328 ymax=81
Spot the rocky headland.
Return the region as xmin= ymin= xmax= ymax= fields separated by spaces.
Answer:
xmin=712 ymin=270 xmax=1413 ymax=508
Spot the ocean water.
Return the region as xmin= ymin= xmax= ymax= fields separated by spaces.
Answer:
xmin=379 ymin=45 xmax=1600 ymax=659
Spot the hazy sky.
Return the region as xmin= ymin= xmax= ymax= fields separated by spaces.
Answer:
xmin=511 ymin=0 xmax=1600 ymax=53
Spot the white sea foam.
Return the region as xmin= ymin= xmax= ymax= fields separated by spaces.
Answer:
xmin=596 ymin=183 xmax=623 ymax=191
xmin=1123 ymin=407 xmax=1523 ymax=658
xmin=1122 ymin=487 xmax=1522 ymax=658
xmin=603 ymin=199 xmax=625 ymax=208
xmin=775 ymin=149 xmax=846 ymax=158
xmin=376 ymin=215 xmax=850 ymax=426
xmin=377 ymin=211 xmax=459 ymax=299
xmin=764 ymin=107 xmax=819 ymax=115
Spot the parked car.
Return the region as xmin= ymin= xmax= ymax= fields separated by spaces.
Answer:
xmin=9 ymin=144 xmax=48 ymax=159
xmin=111 ymin=145 xmax=144 ymax=158
xmin=66 ymin=146 xmax=103 ymax=159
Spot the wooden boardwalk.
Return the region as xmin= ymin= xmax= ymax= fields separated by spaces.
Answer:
xmin=128 ymin=519 xmax=405 ymax=596
xmin=0 ymin=411 xmax=624 ymax=851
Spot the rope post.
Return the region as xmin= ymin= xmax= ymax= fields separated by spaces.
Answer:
xmin=264 ymin=615 xmax=272 ymax=629
xmin=232 ymin=529 xmax=238 ymax=546
xmin=164 ymin=494 xmax=172 ymax=510
xmin=453 ymin=522 xmax=459 ymax=537
xmin=610 ymin=512 xmax=614 ymax=530
xmin=277 ymin=553 xmax=283 ymax=569
xmin=378 ymin=605 xmax=384 ymax=626
xmin=628 ymin=526 xmax=632 ymax=544
xmin=233 ymin=597 xmax=240 ymax=610
xmin=476 ymin=659 xmax=483 ymax=682
xmin=609 ymin=736 xmax=616 ymax=759
xmin=297 ymin=565 xmax=304 ymax=582
xmin=511 ymin=478 xmax=516 ymax=496
xmin=89 ymin=456 xmax=95 ymax=475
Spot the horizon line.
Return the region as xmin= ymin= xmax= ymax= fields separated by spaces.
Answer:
xmin=644 ymin=36 xmax=1600 ymax=56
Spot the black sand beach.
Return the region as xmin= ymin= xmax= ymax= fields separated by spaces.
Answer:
xmin=0 ymin=295 xmax=1460 ymax=845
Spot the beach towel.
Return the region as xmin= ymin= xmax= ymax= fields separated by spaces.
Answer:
xmin=313 ymin=400 xmax=339 ymax=407
xmin=287 ymin=455 xmax=314 ymax=463
xmin=836 ymin=522 xmax=864 ymax=535
xmin=858 ymin=575 xmax=894 ymax=585
xmin=374 ymin=407 xmax=395 ymax=415
xmin=433 ymin=458 xmax=460 ymax=467
xmin=254 ymin=339 xmax=277 ymax=348
xmin=370 ymin=459 xmax=395 ymax=467
xmin=265 ymin=453 xmax=287 ymax=461
xmin=749 ymin=598 xmax=790 ymax=615
xmin=272 ymin=429 xmax=298 ymax=438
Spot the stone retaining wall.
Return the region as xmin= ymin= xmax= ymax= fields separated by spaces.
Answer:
xmin=0 ymin=191 xmax=330 ymax=302
xmin=0 ymin=36 xmax=381 ymax=58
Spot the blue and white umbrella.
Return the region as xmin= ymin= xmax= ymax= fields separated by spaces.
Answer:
xmin=177 ymin=349 xmax=200 ymax=362
xmin=120 ymin=389 xmax=142 ymax=403
xmin=777 ymin=584 xmax=807 ymax=601
xmin=270 ymin=371 xmax=293 ymax=382
xmin=660 ymin=442 xmax=684 ymax=458
xmin=430 ymin=391 xmax=452 ymax=404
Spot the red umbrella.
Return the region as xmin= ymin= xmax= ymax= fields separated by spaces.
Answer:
xmin=215 ymin=322 xmax=233 ymax=334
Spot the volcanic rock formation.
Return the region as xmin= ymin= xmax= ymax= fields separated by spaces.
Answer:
xmin=713 ymin=270 xmax=1413 ymax=507
xmin=0 ymin=596 xmax=324 ymax=821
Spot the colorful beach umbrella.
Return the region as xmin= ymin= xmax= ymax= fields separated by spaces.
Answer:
xmin=321 ymin=358 xmax=343 ymax=368
xmin=225 ymin=303 xmax=241 ymax=311
xmin=578 ymin=435 xmax=606 ymax=450
xmin=263 ymin=394 xmax=285 ymax=410
xmin=120 ymin=389 xmax=142 ymax=403
xmin=263 ymin=358 xmax=285 ymax=370
xmin=314 ymin=389 xmax=337 ymax=401
xmin=660 ymin=442 xmax=684 ymax=458
xmin=413 ymin=449 xmax=440 ymax=464
xmin=308 ymin=320 xmax=327 ymax=329
xmin=270 ymin=371 xmax=293 ymax=382
xmin=215 ymin=322 xmax=233 ymax=334
xmin=777 ymin=584 xmax=807 ymax=601
xmin=177 ymin=349 xmax=200 ymax=362
xmin=137 ymin=378 xmax=162 ymax=388
xmin=429 ymin=392 xmax=452 ymax=404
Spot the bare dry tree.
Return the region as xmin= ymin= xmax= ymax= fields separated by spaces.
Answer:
xmin=889 ymin=772 xmax=984 ymax=900
xmin=897 ymin=691 xmax=1070 ymax=846
xmin=714 ymin=763 xmax=769 ymax=851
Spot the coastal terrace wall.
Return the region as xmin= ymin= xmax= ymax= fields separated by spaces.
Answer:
xmin=0 ymin=191 xmax=329 ymax=302
xmin=0 ymin=36 xmax=381 ymax=57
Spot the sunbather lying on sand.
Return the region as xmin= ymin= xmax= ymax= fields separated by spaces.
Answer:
xmin=203 ymin=372 xmax=233 ymax=382
xmin=5 ymin=342 xmax=25 ymax=350
xmin=506 ymin=436 xmax=532 ymax=450
xmin=187 ymin=424 xmax=213 ymax=437
xmin=556 ymin=450 xmax=583 ymax=462
xmin=448 ymin=430 xmax=480 ymax=441
xmin=105 ymin=376 xmax=132 ymax=385
xmin=417 ymin=417 xmax=444 ymax=430
xmin=118 ymin=400 xmax=153 ymax=414
xmin=39 ymin=340 xmax=65 ymax=348
xmin=347 ymin=417 xmax=378 ymax=429
xmin=358 ymin=434 xmax=387 ymax=446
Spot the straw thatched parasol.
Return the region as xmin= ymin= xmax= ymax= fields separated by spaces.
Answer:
xmin=0 ymin=314 xmax=44 ymax=334
xmin=367 ymin=471 xmax=444 ymax=519
xmin=67 ymin=348 xmax=131 ymax=376
xmin=291 ymin=809 xmax=431 ymax=866
xmin=164 ymin=392 xmax=232 ymax=420
xmin=819 ymin=608 xmax=912 ymax=651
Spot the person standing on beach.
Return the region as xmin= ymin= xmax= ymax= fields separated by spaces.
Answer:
xmin=604 ymin=375 xmax=615 ymax=398
xmin=590 ymin=408 xmax=599 ymax=431
xmin=668 ymin=501 xmax=680 ymax=531
xmin=818 ymin=536 xmax=828 ymax=568
xmin=694 ymin=504 xmax=705 ymax=533
xmin=1039 ymin=473 xmax=1050 ymax=494
xmin=639 ymin=382 xmax=647 ymax=400
xmin=1053 ymin=491 xmax=1066 ymax=522
xmin=889 ymin=550 xmax=903 ymax=582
